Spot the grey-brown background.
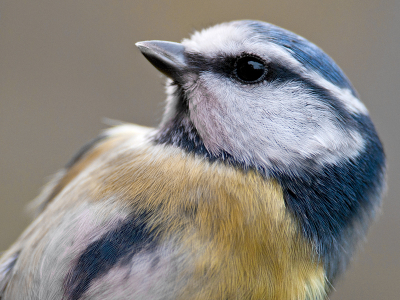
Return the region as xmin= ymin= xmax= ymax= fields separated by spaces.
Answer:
xmin=1 ymin=1 xmax=399 ymax=299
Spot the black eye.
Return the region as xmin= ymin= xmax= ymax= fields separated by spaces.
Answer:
xmin=234 ymin=56 xmax=266 ymax=83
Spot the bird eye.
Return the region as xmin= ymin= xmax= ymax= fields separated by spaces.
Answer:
xmin=234 ymin=56 xmax=266 ymax=83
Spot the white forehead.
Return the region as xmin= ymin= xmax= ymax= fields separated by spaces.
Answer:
xmin=182 ymin=22 xmax=251 ymax=54
xmin=182 ymin=22 xmax=302 ymax=68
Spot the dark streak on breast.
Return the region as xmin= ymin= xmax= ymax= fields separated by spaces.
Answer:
xmin=63 ymin=211 xmax=159 ymax=300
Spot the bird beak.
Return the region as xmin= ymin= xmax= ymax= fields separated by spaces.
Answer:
xmin=136 ymin=40 xmax=187 ymax=81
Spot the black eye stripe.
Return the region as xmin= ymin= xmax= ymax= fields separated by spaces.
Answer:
xmin=184 ymin=52 xmax=308 ymax=86
xmin=185 ymin=53 xmax=269 ymax=84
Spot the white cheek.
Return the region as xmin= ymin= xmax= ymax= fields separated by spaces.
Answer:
xmin=187 ymin=77 xmax=231 ymax=154
xmin=187 ymin=72 xmax=365 ymax=168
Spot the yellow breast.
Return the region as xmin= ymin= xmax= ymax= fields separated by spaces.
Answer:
xmin=80 ymin=125 xmax=328 ymax=300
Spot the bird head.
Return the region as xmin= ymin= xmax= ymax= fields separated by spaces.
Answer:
xmin=136 ymin=20 xmax=369 ymax=175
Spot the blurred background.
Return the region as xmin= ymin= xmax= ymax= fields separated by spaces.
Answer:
xmin=0 ymin=1 xmax=399 ymax=299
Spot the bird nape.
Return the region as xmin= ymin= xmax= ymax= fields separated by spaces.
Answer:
xmin=0 ymin=20 xmax=385 ymax=300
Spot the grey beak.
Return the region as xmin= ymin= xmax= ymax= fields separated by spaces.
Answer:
xmin=136 ymin=40 xmax=187 ymax=80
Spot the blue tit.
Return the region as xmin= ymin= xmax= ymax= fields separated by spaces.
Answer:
xmin=0 ymin=20 xmax=385 ymax=300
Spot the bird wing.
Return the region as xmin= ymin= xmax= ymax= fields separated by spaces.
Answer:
xmin=0 ymin=123 xmax=153 ymax=299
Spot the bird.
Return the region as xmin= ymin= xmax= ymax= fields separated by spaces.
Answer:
xmin=0 ymin=20 xmax=385 ymax=300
